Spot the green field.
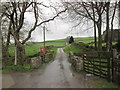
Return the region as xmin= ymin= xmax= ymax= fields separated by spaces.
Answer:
xmin=48 ymin=37 xmax=94 ymax=43
xmin=8 ymin=37 xmax=95 ymax=56
xmin=74 ymin=37 xmax=94 ymax=43
xmin=9 ymin=37 xmax=118 ymax=56
xmin=8 ymin=43 xmax=62 ymax=56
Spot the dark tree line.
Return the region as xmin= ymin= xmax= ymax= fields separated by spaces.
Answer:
xmin=62 ymin=1 xmax=119 ymax=51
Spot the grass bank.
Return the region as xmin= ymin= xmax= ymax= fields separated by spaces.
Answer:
xmin=8 ymin=41 xmax=64 ymax=56
xmin=3 ymin=45 xmax=58 ymax=73
xmin=63 ymin=42 xmax=94 ymax=54
xmin=88 ymin=78 xmax=120 ymax=88
xmin=8 ymin=37 xmax=96 ymax=57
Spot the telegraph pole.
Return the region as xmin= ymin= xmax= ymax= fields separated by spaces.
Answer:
xmin=43 ymin=26 xmax=46 ymax=63
xmin=43 ymin=26 xmax=45 ymax=47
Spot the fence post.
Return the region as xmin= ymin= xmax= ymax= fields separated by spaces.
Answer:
xmin=111 ymin=57 xmax=114 ymax=82
xmin=93 ymin=58 xmax=95 ymax=75
xmin=107 ymin=57 xmax=111 ymax=82
xmin=112 ymin=49 xmax=118 ymax=83
xmin=83 ymin=54 xmax=86 ymax=72
xmin=100 ymin=58 xmax=102 ymax=78
xmin=113 ymin=49 xmax=118 ymax=59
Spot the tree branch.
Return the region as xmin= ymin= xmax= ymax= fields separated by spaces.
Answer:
xmin=22 ymin=8 xmax=67 ymax=44
xmin=66 ymin=2 xmax=89 ymax=19
xmin=17 ymin=2 xmax=33 ymax=32
xmin=37 ymin=8 xmax=67 ymax=26
xmin=82 ymin=2 xmax=97 ymax=23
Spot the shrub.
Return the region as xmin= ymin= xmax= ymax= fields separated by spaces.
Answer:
xmin=69 ymin=36 xmax=74 ymax=44
xmin=23 ymin=64 xmax=31 ymax=71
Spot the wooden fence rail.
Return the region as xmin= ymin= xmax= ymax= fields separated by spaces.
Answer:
xmin=83 ymin=55 xmax=112 ymax=81
xmin=83 ymin=54 xmax=120 ymax=85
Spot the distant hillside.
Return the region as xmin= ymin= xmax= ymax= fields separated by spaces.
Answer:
xmin=32 ymin=37 xmax=94 ymax=43
xmin=9 ymin=37 xmax=94 ymax=56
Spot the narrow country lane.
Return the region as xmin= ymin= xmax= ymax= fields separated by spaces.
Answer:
xmin=2 ymin=48 xmax=93 ymax=88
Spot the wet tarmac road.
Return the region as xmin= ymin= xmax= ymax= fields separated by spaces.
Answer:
xmin=2 ymin=48 xmax=93 ymax=88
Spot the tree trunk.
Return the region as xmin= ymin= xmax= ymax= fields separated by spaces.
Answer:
xmin=118 ymin=1 xmax=120 ymax=47
xmin=106 ymin=2 xmax=110 ymax=52
xmin=1 ymin=22 xmax=11 ymax=66
xmin=94 ymin=22 xmax=97 ymax=50
xmin=110 ymin=2 xmax=117 ymax=50
xmin=3 ymin=27 xmax=11 ymax=65
xmin=0 ymin=30 xmax=1 ymax=69
xmin=1 ymin=31 xmax=10 ymax=66
xmin=2 ymin=46 xmax=10 ymax=65
xmin=93 ymin=18 xmax=97 ymax=50
xmin=97 ymin=18 xmax=102 ymax=51
xmin=110 ymin=28 xmax=113 ymax=50
xmin=16 ymin=43 xmax=25 ymax=66
xmin=92 ymin=5 xmax=97 ymax=50
xmin=14 ymin=32 xmax=25 ymax=66
xmin=118 ymin=2 xmax=120 ymax=51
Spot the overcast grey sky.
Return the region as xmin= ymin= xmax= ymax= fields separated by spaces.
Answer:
xmin=31 ymin=19 xmax=95 ymax=42
xmin=23 ymin=1 xmax=87 ymax=42
xmin=23 ymin=0 xmax=119 ymax=42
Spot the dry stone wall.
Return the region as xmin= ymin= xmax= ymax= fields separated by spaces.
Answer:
xmin=69 ymin=53 xmax=83 ymax=70
xmin=30 ymin=54 xmax=54 ymax=68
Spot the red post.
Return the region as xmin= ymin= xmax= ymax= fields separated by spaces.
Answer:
xmin=40 ymin=46 xmax=46 ymax=54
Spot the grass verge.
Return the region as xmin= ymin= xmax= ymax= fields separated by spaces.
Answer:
xmin=2 ymin=57 xmax=54 ymax=74
xmin=3 ymin=47 xmax=57 ymax=73
xmin=63 ymin=43 xmax=82 ymax=54
xmin=87 ymin=79 xmax=120 ymax=88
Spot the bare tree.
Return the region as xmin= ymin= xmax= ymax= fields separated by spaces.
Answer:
xmin=119 ymin=1 xmax=120 ymax=28
xmin=1 ymin=2 xmax=67 ymax=65
xmin=63 ymin=1 xmax=118 ymax=52
xmin=110 ymin=2 xmax=117 ymax=50
xmin=105 ymin=2 xmax=110 ymax=52
xmin=1 ymin=3 xmax=13 ymax=65
xmin=63 ymin=2 xmax=106 ymax=51
xmin=83 ymin=2 xmax=106 ymax=51
xmin=92 ymin=2 xmax=97 ymax=50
